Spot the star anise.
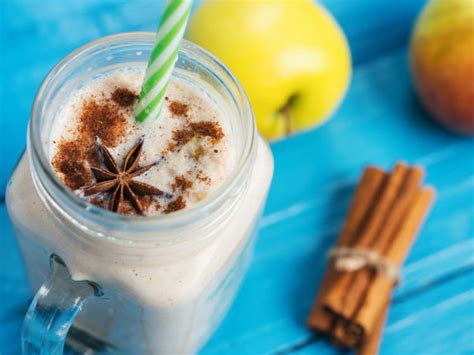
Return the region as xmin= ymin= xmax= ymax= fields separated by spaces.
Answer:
xmin=82 ymin=137 xmax=171 ymax=215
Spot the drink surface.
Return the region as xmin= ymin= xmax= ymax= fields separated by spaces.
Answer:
xmin=50 ymin=69 xmax=235 ymax=216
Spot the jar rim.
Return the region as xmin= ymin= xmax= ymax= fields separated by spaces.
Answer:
xmin=29 ymin=32 xmax=257 ymax=242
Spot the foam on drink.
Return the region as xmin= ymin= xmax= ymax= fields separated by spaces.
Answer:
xmin=49 ymin=69 xmax=235 ymax=216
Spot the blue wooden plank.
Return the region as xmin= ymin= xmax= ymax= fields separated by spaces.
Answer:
xmin=384 ymin=268 xmax=474 ymax=354
xmin=319 ymin=0 xmax=426 ymax=65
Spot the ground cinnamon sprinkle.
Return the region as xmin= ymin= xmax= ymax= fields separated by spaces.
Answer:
xmin=79 ymin=99 xmax=128 ymax=147
xmin=111 ymin=88 xmax=138 ymax=108
xmin=169 ymin=128 xmax=195 ymax=151
xmin=196 ymin=170 xmax=211 ymax=185
xmin=52 ymin=98 xmax=129 ymax=190
xmin=190 ymin=121 xmax=224 ymax=142
xmin=52 ymin=140 xmax=94 ymax=190
xmin=56 ymin=158 xmax=92 ymax=190
xmin=168 ymin=100 xmax=189 ymax=116
xmin=171 ymin=175 xmax=193 ymax=192
xmin=163 ymin=196 xmax=186 ymax=214
xmin=167 ymin=121 xmax=224 ymax=152
xmin=154 ymin=202 xmax=161 ymax=211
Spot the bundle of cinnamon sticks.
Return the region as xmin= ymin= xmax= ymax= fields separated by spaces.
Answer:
xmin=307 ymin=162 xmax=435 ymax=354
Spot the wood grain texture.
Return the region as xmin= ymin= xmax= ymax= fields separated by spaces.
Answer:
xmin=1 ymin=1 xmax=473 ymax=354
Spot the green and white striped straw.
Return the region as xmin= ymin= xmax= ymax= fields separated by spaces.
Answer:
xmin=135 ymin=0 xmax=192 ymax=122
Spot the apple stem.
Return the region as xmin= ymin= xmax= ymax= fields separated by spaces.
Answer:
xmin=280 ymin=102 xmax=292 ymax=136
xmin=279 ymin=94 xmax=299 ymax=136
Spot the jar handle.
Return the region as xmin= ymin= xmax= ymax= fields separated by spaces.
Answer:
xmin=22 ymin=254 xmax=99 ymax=354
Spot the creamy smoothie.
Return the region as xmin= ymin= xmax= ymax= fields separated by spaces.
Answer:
xmin=50 ymin=69 xmax=234 ymax=216
xmin=6 ymin=35 xmax=273 ymax=354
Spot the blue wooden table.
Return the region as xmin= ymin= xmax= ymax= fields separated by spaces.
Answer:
xmin=1 ymin=1 xmax=473 ymax=354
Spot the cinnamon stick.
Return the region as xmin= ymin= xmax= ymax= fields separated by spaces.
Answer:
xmin=340 ymin=166 xmax=425 ymax=343
xmin=370 ymin=167 xmax=425 ymax=252
xmin=322 ymin=163 xmax=408 ymax=345
xmin=306 ymin=163 xmax=435 ymax=354
xmin=307 ymin=167 xmax=387 ymax=336
xmin=358 ymin=305 xmax=389 ymax=355
xmin=357 ymin=162 xmax=409 ymax=249
xmin=306 ymin=267 xmax=338 ymax=336
xmin=354 ymin=187 xmax=435 ymax=333
xmin=336 ymin=166 xmax=389 ymax=247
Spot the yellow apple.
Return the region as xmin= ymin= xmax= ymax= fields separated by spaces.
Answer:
xmin=187 ymin=0 xmax=352 ymax=140
xmin=411 ymin=0 xmax=474 ymax=135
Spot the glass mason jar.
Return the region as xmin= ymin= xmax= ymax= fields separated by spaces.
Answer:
xmin=6 ymin=32 xmax=273 ymax=354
